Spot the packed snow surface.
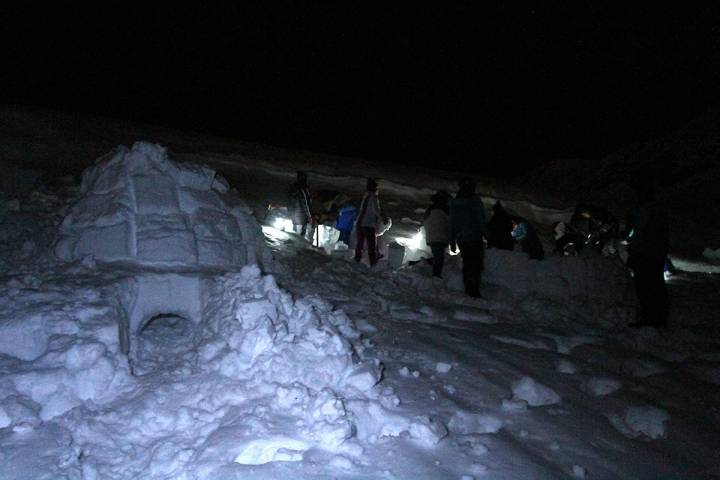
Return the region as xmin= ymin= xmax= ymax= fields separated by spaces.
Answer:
xmin=1 ymin=139 xmax=719 ymax=479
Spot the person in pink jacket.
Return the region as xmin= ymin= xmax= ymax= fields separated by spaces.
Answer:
xmin=354 ymin=178 xmax=386 ymax=266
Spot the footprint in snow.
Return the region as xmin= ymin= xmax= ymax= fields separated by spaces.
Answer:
xmin=455 ymin=435 xmax=490 ymax=456
xmin=582 ymin=377 xmax=622 ymax=397
xmin=448 ymin=411 xmax=503 ymax=435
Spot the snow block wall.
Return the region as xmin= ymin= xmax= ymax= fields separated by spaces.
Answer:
xmin=484 ymin=250 xmax=630 ymax=305
xmin=482 ymin=249 xmax=635 ymax=325
xmin=55 ymin=142 xmax=267 ymax=269
xmin=113 ymin=273 xmax=204 ymax=351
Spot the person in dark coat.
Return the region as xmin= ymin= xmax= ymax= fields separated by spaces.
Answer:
xmin=423 ymin=190 xmax=451 ymax=278
xmin=450 ymin=178 xmax=488 ymax=297
xmin=288 ymin=171 xmax=312 ymax=237
xmin=511 ymin=217 xmax=545 ymax=260
xmin=487 ymin=201 xmax=514 ymax=250
xmin=627 ymin=175 xmax=670 ymax=327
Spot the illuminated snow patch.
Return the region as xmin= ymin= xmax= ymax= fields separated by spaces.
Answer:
xmin=313 ymin=224 xmax=341 ymax=249
xmin=234 ymin=437 xmax=310 ymax=465
xmin=395 ymin=230 xmax=424 ymax=250
xmin=272 ymin=217 xmax=294 ymax=232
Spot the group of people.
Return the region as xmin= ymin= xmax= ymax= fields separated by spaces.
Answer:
xmin=552 ymin=205 xmax=619 ymax=256
xmin=422 ymin=179 xmax=544 ymax=297
xmin=287 ymin=170 xmax=670 ymax=328
xmin=423 ymin=174 xmax=671 ymax=328
xmin=287 ymin=172 xmax=388 ymax=266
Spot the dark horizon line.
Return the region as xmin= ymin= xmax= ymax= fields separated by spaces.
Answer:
xmin=4 ymin=99 xmax=709 ymax=180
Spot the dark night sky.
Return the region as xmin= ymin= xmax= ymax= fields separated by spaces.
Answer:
xmin=2 ymin=3 xmax=720 ymax=176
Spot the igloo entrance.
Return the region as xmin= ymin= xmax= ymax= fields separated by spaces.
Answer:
xmin=116 ymin=272 xmax=203 ymax=361
xmin=139 ymin=313 xmax=190 ymax=335
xmin=132 ymin=312 xmax=196 ymax=376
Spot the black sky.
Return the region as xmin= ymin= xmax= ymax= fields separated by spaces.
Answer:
xmin=2 ymin=3 xmax=720 ymax=176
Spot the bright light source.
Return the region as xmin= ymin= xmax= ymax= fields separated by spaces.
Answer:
xmin=272 ymin=217 xmax=294 ymax=232
xmin=394 ymin=236 xmax=410 ymax=248
xmin=395 ymin=230 xmax=425 ymax=251
xmin=313 ymin=225 xmax=340 ymax=249
xmin=409 ymin=230 xmax=424 ymax=250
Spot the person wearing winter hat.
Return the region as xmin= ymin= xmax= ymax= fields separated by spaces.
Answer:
xmin=354 ymin=178 xmax=386 ymax=266
xmin=487 ymin=201 xmax=514 ymax=250
xmin=423 ymin=190 xmax=451 ymax=277
xmin=449 ymin=177 xmax=488 ymax=297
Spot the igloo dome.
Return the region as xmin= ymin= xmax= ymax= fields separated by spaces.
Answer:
xmin=56 ymin=142 xmax=266 ymax=269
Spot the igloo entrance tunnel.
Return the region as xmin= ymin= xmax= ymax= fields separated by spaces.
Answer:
xmin=55 ymin=142 xmax=270 ymax=355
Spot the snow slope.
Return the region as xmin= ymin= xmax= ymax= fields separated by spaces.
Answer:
xmin=1 ymin=110 xmax=720 ymax=479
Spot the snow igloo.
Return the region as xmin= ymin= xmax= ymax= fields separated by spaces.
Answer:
xmin=55 ymin=142 xmax=270 ymax=352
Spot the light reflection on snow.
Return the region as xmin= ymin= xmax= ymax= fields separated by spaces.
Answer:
xmin=272 ymin=217 xmax=294 ymax=232
xmin=395 ymin=230 xmax=424 ymax=251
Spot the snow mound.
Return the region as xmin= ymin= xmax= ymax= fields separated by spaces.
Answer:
xmin=608 ymin=405 xmax=669 ymax=440
xmin=448 ymin=411 xmax=503 ymax=434
xmin=55 ymin=142 xmax=267 ymax=269
xmin=511 ymin=377 xmax=561 ymax=407
xmin=198 ymin=266 xmax=377 ymax=395
xmin=583 ymin=377 xmax=622 ymax=397
xmin=0 ymin=280 xmax=134 ymax=423
xmin=408 ymin=415 xmax=449 ymax=446
xmin=483 ymin=250 xmax=633 ymax=326
xmin=1 ymin=265 xmax=399 ymax=478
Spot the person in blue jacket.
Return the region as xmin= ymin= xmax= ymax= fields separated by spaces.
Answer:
xmin=335 ymin=195 xmax=357 ymax=246
xmin=450 ymin=178 xmax=488 ymax=298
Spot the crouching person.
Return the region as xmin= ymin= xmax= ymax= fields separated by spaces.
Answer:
xmin=335 ymin=196 xmax=357 ymax=246
xmin=450 ymin=178 xmax=488 ymax=298
xmin=511 ymin=217 xmax=545 ymax=260
xmin=424 ymin=190 xmax=451 ymax=278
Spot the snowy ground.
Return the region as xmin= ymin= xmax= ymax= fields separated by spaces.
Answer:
xmin=1 ymin=137 xmax=720 ymax=479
